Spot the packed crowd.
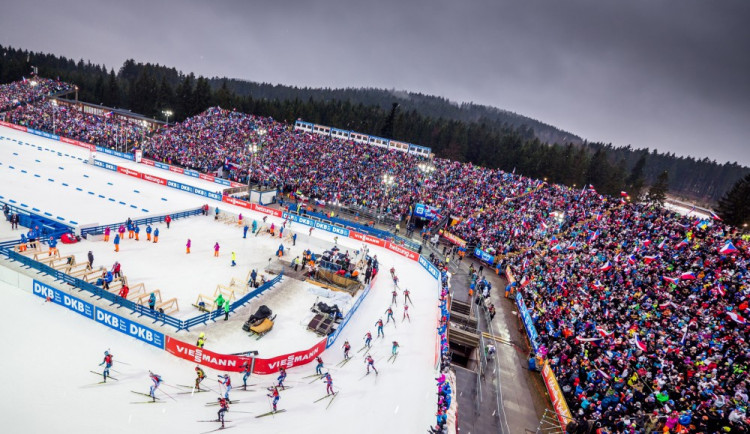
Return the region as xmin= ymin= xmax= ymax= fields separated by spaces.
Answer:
xmin=0 ymin=77 xmax=72 ymax=112
xmin=508 ymin=203 xmax=749 ymax=433
xmin=6 ymin=100 xmax=149 ymax=150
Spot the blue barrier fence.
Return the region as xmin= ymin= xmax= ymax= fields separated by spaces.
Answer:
xmin=326 ymin=277 xmax=374 ymax=348
xmin=181 ymin=273 xmax=284 ymax=331
xmin=80 ymin=207 xmax=205 ymax=237
xmin=515 ymin=291 xmax=542 ymax=355
xmin=1 ymin=199 xmax=75 ymax=238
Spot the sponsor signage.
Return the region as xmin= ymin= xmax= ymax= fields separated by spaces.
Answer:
xmin=33 ymin=280 xmax=94 ymax=319
xmin=199 ymin=173 xmax=215 ymax=182
xmin=386 ymin=242 xmax=418 ymax=261
xmin=94 ymin=159 xmax=117 ymax=172
xmin=207 ymin=192 xmax=222 ymax=201
xmin=27 ymin=128 xmax=60 ymax=141
xmin=515 ymin=292 xmax=542 ymax=354
xmin=168 ymin=165 xmax=184 ymax=174
xmin=474 ymin=247 xmax=495 ymax=265
xmin=95 ymin=308 xmax=164 ymax=348
xmin=117 ymin=166 xmax=142 ymax=179
xmin=0 ymin=120 xmax=28 ymax=132
xmin=184 ymin=169 xmax=200 ymax=178
xmin=142 ymin=173 xmax=166 ymax=185
xmin=251 ymin=203 xmax=281 ymax=217
xmin=165 ymin=336 xmax=326 ymax=374
xmin=141 ymin=158 xmax=155 ymax=166
xmin=222 ymin=195 xmax=251 ymax=209
xmin=419 ymin=256 xmax=440 ymax=280
xmin=441 ymin=231 xmax=467 ymax=247
xmin=155 ymin=162 xmax=170 ymax=170
xmin=542 ymin=361 xmax=572 ymax=429
xmin=413 ymin=203 xmax=440 ymax=220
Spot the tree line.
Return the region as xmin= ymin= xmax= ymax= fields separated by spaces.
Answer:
xmin=0 ymin=44 xmax=747 ymax=206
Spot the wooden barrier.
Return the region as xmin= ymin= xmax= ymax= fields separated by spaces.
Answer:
xmin=67 ymin=262 xmax=92 ymax=278
xmin=213 ymin=285 xmax=236 ymax=303
xmin=157 ymin=298 xmax=179 ymax=315
xmin=51 ymin=255 xmax=76 ymax=272
xmin=127 ymin=283 xmax=146 ymax=301
xmin=34 ymin=250 xmax=61 ymax=262
xmin=82 ymin=268 xmax=105 ymax=283
xmin=136 ymin=289 xmax=162 ymax=307
xmin=192 ymin=294 xmax=215 ymax=312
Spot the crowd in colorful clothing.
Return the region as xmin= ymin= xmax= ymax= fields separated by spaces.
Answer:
xmin=0 ymin=77 xmax=71 ymax=112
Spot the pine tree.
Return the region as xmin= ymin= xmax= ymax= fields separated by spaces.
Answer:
xmin=647 ymin=170 xmax=669 ymax=206
xmin=716 ymin=172 xmax=750 ymax=228
xmin=626 ymin=152 xmax=647 ymax=200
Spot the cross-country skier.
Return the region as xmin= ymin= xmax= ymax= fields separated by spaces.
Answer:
xmin=365 ymin=355 xmax=378 ymax=375
xmin=376 ymin=319 xmax=384 ymax=337
xmin=403 ymin=288 xmax=412 ymax=305
xmin=391 ymin=289 xmax=398 ymax=306
xmin=403 ymin=304 xmax=411 ymax=322
xmin=217 ymin=397 xmax=229 ymax=428
xmin=323 ymin=372 xmax=334 ymax=395
xmin=390 ymin=266 xmax=395 ymax=279
xmin=277 ymin=367 xmax=287 ymax=389
xmin=364 ymin=332 xmax=372 ymax=348
xmin=195 ymin=366 xmax=206 ymax=390
xmin=241 ymin=361 xmax=252 ymax=389
xmin=218 ymin=374 xmax=232 ymax=400
xmin=342 ymin=340 xmax=351 ymax=360
xmin=392 ymin=274 xmax=399 ymax=287
xmin=148 ymin=371 xmax=162 ymax=400
xmin=267 ymin=386 xmax=280 ymax=412
xmin=99 ymin=350 xmax=113 ymax=382
xmin=392 ymin=341 xmax=400 ymax=355
xmin=385 ymin=308 xmax=395 ymax=324
xmin=315 ymin=356 xmax=324 ymax=375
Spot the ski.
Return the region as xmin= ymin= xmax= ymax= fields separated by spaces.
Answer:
xmin=390 ymin=354 xmax=399 ymax=363
xmin=357 ymin=345 xmax=369 ymax=353
xmin=337 ymin=358 xmax=352 ymax=367
xmin=131 ymin=391 xmax=160 ymax=400
xmin=255 ymin=409 xmax=286 ymax=418
xmin=198 ymin=420 xmax=233 ymax=423
xmin=177 ymin=389 xmax=209 ymax=394
xmin=302 ymin=373 xmax=323 ymax=379
xmin=130 ymin=401 xmax=165 ymax=404
xmin=326 ymin=391 xmax=339 ymax=409
xmin=266 ymin=386 xmax=292 ymax=391
xmin=90 ymin=371 xmax=118 ymax=381
xmin=200 ymin=425 xmax=234 ymax=433
xmin=313 ymin=392 xmax=336 ymax=403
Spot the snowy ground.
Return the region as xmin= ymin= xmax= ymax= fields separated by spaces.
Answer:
xmin=0 ymin=126 xmax=440 ymax=433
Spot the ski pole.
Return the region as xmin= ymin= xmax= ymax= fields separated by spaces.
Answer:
xmin=158 ymin=388 xmax=178 ymax=402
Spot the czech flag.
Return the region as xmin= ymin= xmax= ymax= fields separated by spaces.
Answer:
xmin=550 ymin=244 xmax=562 ymax=252
xmin=592 ymin=280 xmax=603 ymax=289
xmin=520 ymin=276 xmax=530 ymax=287
xmin=715 ymin=283 xmax=726 ymax=297
xmin=710 ymin=211 xmax=723 ymax=221
xmin=620 ymin=191 xmax=628 ymax=197
xmin=719 ymin=241 xmax=738 ymax=255
xmin=664 ymin=276 xmax=680 ymax=286
xmin=643 ymin=239 xmax=652 ymax=247
xmin=643 ymin=255 xmax=659 ymax=264
xmin=599 ymin=261 xmax=613 ymax=272
xmin=727 ymin=312 xmax=747 ymax=325
xmin=595 ymin=212 xmax=603 ymax=221
xmin=634 ymin=334 xmax=647 ymax=352
xmin=627 ymin=255 xmax=637 ymax=265
xmin=680 ymin=271 xmax=697 ymax=280
xmin=657 ymin=239 xmax=666 ymax=250
xmin=596 ymin=327 xmax=614 ymax=338
xmin=675 ymin=239 xmax=689 ymax=249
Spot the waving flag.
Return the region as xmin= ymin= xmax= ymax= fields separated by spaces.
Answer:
xmin=596 ymin=327 xmax=614 ymax=338
xmin=613 ymin=253 xmax=621 ymax=263
xmin=567 ymin=242 xmax=577 ymax=251
xmin=710 ymin=211 xmax=723 ymax=221
xmin=643 ymin=239 xmax=652 ymax=247
xmin=663 ymin=276 xmax=680 ymax=286
xmin=715 ymin=283 xmax=726 ymax=297
xmin=550 ymin=244 xmax=562 ymax=252
xmin=727 ymin=312 xmax=747 ymax=325
xmin=627 ymin=255 xmax=637 ymax=265
xmin=719 ymin=241 xmax=738 ymax=255
xmin=675 ymin=239 xmax=689 ymax=249
xmin=643 ymin=255 xmax=659 ymax=264
xmin=657 ymin=239 xmax=666 ymax=250
xmin=680 ymin=271 xmax=697 ymax=280
xmin=599 ymin=261 xmax=613 ymax=272
xmin=633 ymin=334 xmax=647 ymax=352
xmin=592 ymin=280 xmax=604 ymax=289
xmin=595 ymin=212 xmax=603 ymax=221
xmin=620 ymin=191 xmax=628 ymax=197
xmin=520 ymin=276 xmax=530 ymax=287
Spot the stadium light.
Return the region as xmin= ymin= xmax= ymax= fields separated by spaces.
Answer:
xmin=162 ymin=109 xmax=173 ymax=126
xmin=247 ymin=141 xmax=260 ymax=193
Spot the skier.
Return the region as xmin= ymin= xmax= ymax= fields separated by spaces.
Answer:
xmin=323 ymin=372 xmax=334 ymax=396
xmin=385 ymin=307 xmax=395 ymax=324
xmin=148 ymin=371 xmax=162 ymax=400
xmin=240 ymin=361 xmax=252 ymax=389
xmin=277 ymin=367 xmax=287 ymax=389
xmin=390 ymin=266 xmax=396 ymax=279
xmin=197 ymin=332 xmax=206 ymax=348
xmin=315 ymin=356 xmax=324 ymax=375
xmin=153 ymin=228 xmax=159 ymax=243
xmin=365 ymin=355 xmax=378 ymax=375
xmin=231 ymin=251 xmax=236 ymax=267
xmin=267 ymin=386 xmax=280 ymax=412
xmin=403 ymin=288 xmax=412 ymax=305
xmin=391 ymin=289 xmax=398 ymax=306
xmin=218 ymin=374 xmax=232 ymax=400
xmin=342 ymin=340 xmax=351 ymax=360
xmin=391 ymin=341 xmax=400 ymax=356
xmin=364 ymin=331 xmax=372 ymax=349
xmin=186 ymin=238 xmax=191 ymax=254
xmin=99 ymin=350 xmax=113 ymax=382
xmin=214 ymin=242 xmax=220 ymax=257
xmin=309 ymin=227 xmax=313 ymax=236
xmin=217 ymin=397 xmax=229 ymax=428
xmin=145 ymin=224 xmax=152 ymax=241
xmin=195 ymin=366 xmax=206 ymax=389
xmin=392 ymin=274 xmax=399 ymax=287
xmin=403 ymin=304 xmax=411 ymax=322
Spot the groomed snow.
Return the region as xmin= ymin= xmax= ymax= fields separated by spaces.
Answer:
xmin=0 ymin=125 xmax=440 ymax=433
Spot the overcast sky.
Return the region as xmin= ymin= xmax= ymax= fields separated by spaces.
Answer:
xmin=2 ymin=0 xmax=748 ymax=165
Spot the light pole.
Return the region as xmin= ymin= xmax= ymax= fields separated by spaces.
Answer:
xmin=162 ymin=109 xmax=173 ymax=126
xmin=247 ymin=142 xmax=259 ymax=196
xmin=382 ymin=173 xmax=395 ymax=219
xmin=50 ymin=99 xmax=58 ymax=134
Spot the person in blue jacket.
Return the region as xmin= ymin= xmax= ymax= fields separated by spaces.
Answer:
xmin=134 ymin=224 xmax=140 ymax=241
xmin=113 ymin=234 xmax=120 ymax=252
xmin=47 ymin=236 xmax=58 ymax=256
xmin=153 ymin=228 xmax=160 ymax=243
xmin=243 ymin=223 xmax=249 ymax=239
xmin=148 ymin=292 xmax=156 ymax=310
xmin=146 ymin=224 xmax=153 ymax=241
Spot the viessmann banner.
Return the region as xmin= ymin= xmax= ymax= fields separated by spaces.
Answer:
xmin=164 ymin=336 xmax=328 ymax=374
